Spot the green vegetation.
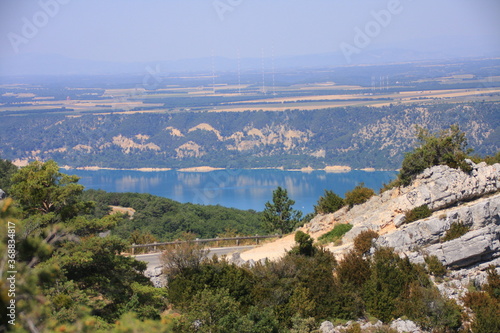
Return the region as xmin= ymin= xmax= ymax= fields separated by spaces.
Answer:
xmin=318 ymin=223 xmax=353 ymax=244
xmin=441 ymin=221 xmax=471 ymax=242
xmin=1 ymin=101 xmax=498 ymax=170
xmin=404 ymin=205 xmax=432 ymax=224
xmin=398 ymin=125 xmax=472 ymax=186
xmin=0 ymin=158 xmax=17 ymax=193
xmin=0 ymin=160 xmax=168 ymax=332
xmin=344 ymin=183 xmax=375 ymax=209
xmin=483 ymin=151 xmax=500 ymax=165
xmin=289 ymin=231 xmax=316 ymax=257
xmin=81 ymin=189 xmax=264 ymax=242
xmin=261 ymin=186 xmax=303 ymax=235
xmin=314 ymin=190 xmax=344 ymax=214
xmin=464 ymin=267 xmax=500 ymax=333
xmin=353 ymin=229 xmax=379 ymax=255
xmin=424 ymin=255 xmax=447 ymax=277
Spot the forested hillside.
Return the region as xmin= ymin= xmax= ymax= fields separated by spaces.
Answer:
xmin=1 ymin=102 xmax=498 ymax=169
xmin=81 ymin=190 xmax=264 ymax=242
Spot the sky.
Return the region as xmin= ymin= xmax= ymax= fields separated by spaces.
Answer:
xmin=0 ymin=0 xmax=499 ymax=72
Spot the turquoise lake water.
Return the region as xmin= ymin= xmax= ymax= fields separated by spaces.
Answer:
xmin=67 ymin=169 xmax=397 ymax=214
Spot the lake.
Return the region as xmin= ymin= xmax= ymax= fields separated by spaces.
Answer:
xmin=67 ymin=169 xmax=397 ymax=214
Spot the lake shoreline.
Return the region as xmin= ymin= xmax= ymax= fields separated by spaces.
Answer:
xmin=58 ymin=165 xmax=397 ymax=173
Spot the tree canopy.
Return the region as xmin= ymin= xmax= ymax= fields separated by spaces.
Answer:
xmin=261 ymin=186 xmax=303 ymax=234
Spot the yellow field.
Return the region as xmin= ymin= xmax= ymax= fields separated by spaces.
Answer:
xmin=1 ymin=75 xmax=499 ymax=116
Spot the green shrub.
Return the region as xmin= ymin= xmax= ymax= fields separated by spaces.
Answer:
xmin=484 ymin=266 xmax=500 ymax=302
xmin=336 ymin=250 xmax=371 ymax=289
xmin=314 ymin=190 xmax=344 ymax=214
xmin=344 ymin=183 xmax=375 ymax=209
xmin=463 ymin=291 xmax=500 ymax=333
xmin=379 ymin=179 xmax=401 ymax=193
xmin=404 ymin=205 xmax=432 ymax=223
xmin=475 ymin=151 xmax=500 ymax=166
xmin=441 ymin=221 xmax=470 ymax=242
xmin=353 ymin=230 xmax=379 ymax=255
xmin=398 ymin=125 xmax=472 ymax=187
xmin=290 ymin=231 xmax=316 ymax=256
xmin=424 ymin=255 xmax=447 ymax=277
xmin=318 ymin=224 xmax=353 ymax=244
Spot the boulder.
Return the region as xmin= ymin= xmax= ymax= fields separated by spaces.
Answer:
xmin=390 ymin=318 xmax=424 ymax=333
xmin=423 ymin=225 xmax=500 ymax=268
xmin=319 ymin=321 xmax=335 ymax=333
xmin=144 ymin=265 xmax=166 ymax=288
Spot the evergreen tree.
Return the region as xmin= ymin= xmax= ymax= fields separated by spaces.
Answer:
xmin=261 ymin=186 xmax=302 ymax=234
xmin=314 ymin=189 xmax=344 ymax=214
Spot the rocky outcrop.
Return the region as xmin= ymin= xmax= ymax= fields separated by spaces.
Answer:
xmin=307 ymin=161 xmax=500 ymax=303
xmin=319 ymin=318 xmax=424 ymax=333
xmin=375 ymin=194 xmax=500 ymax=254
xmin=144 ymin=265 xmax=166 ymax=288
xmin=390 ymin=319 xmax=425 ymax=333
xmin=306 ymin=161 xmax=500 ymax=245
xmin=419 ymin=225 xmax=500 ymax=268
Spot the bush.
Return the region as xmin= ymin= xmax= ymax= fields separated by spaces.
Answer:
xmin=353 ymin=230 xmax=379 ymax=255
xmin=160 ymin=242 xmax=208 ymax=279
xmin=336 ymin=250 xmax=371 ymax=289
xmin=424 ymin=255 xmax=447 ymax=277
xmin=290 ymin=231 xmax=316 ymax=256
xmin=398 ymin=125 xmax=472 ymax=186
xmin=318 ymin=223 xmax=353 ymax=244
xmin=441 ymin=221 xmax=470 ymax=242
xmin=344 ymin=183 xmax=375 ymax=209
xmin=314 ymin=190 xmax=344 ymax=214
xmin=404 ymin=205 xmax=432 ymax=224
xmin=463 ymin=291 xmax=500 ymax=333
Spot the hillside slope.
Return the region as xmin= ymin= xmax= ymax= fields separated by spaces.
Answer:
xmin=1 ymin=102 xmax=498 ymax=169
xmin=242 ymin=160 xmax=500 ymax=284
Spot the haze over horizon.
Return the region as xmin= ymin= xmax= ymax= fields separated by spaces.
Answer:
xmin=1 ymin=0 xmax=499 ymax=75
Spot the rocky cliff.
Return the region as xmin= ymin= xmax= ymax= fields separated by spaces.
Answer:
xmin=307 ymin=160 xmax=500 ymax=333
xmin=307 ymin=159 xmax=500 ymax=280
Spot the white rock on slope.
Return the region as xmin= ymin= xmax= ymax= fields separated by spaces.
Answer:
xmin=306 ymin=160 xmax=500 ymax=244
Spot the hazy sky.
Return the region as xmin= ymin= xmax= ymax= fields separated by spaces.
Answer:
xmin=0 ymin=0 xmax=499 ymax=63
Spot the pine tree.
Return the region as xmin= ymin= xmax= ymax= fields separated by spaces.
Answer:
xmin=261 ymin=186 xmax=302 ymax=234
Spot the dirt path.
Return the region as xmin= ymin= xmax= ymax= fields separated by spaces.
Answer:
xmin=239 ymin=227 xmax=344 ymax=262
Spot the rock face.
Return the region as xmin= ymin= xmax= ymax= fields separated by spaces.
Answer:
xmin=421 ymin=225 xmax=500 ymax=268
xmin=306 ymin=161 xmax=500 ymax=294
xmin=319 ymin=318 xmax=424 ymax=333
xmin=376 ymin=194 xmax=500 ymax=254
xmin=306 ymin=160 xmax=500 ymax=245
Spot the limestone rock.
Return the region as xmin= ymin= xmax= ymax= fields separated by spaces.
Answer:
xmin=306 ymin=161 xmax=500 ymax=241
xmin=375 ymin=194 xmax=500 ymax=253
xmin=390 ymin=318 xmax=424 ymax=333
xmin=423 ymin=225 xmax=500 ymax=268
xmin=144 ymin=265 xmax=166 ymax=288
xmin=319 ymin=321 xmax=335 ymax=333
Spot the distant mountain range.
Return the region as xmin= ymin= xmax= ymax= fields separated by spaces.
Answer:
xmin=2 ymin=42 xmax=498 ymax=77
